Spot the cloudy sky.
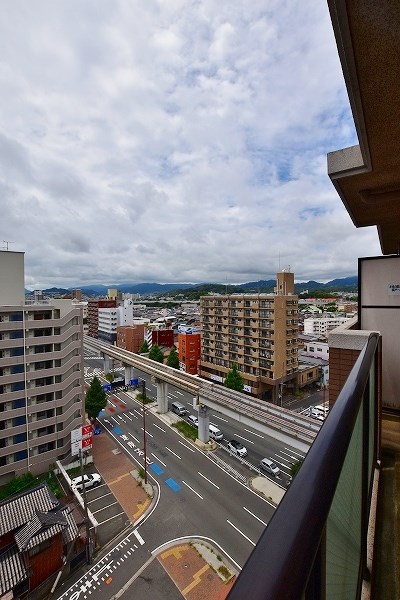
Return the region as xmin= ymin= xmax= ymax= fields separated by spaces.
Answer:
xmin=1 ymin=0 xmax=381 ymax=290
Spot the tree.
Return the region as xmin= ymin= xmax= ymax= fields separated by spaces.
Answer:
xmin=149 ymin=344 xmax=164 ymax=363
xmin=224 ymin=363 xmax=244 ymax=392
xmin=139 ymin=340 xmax=149 ymax=354
xmin=85 ymin=376 xmax=107 ymax=421
xmin=290 ymin=458 xmax=304 ymax=479
xmin=166 ymin=346 xmax=180 ymax=369
xmin=105 ymin=372 xmax=115 ymax=383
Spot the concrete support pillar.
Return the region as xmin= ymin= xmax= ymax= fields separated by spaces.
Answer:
xmin=103 ymin=354 xmax=111 ymax=374
xmin=198 ymin=403 xmax=210 ymax=444
xmin=124 ymin=365 xmax=134 ymax=386
xmin=156 ymin=380 xmax=168 ymax=414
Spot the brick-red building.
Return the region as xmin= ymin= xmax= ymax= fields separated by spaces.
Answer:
xmin=178 ymin=332 xmax=201 ymax=374
xmin=117 ymin=324 xmax=145 ymax=353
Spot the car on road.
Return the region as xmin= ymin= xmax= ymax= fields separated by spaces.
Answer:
xmin=259 ymin=458 xmax=280 ymax=476
xmin=228 ymin=439 xmax=248 ymax=457
xmin=70 ymin=473 xmax=102 ymax=491
xmin=187 ymin=414 xmax=199 ymax=427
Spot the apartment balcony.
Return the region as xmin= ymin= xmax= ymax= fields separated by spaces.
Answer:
xmin=228 ymin=333 xmax=386 ymax=599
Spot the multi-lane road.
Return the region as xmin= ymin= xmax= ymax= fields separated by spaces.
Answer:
xmin=65 ymin=347 xmax=309 ymax=599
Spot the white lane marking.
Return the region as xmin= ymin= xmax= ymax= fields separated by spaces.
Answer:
xmin=168 ymin=393 xmax=179 ymax=399
xmin=153 ymin=423 xmax=166 ymax=432
xmin=124 ymin=414 xmax=132 ymax=421
xmin=232 ymin=434 xmax=254 ymax=444
xmin=133 ymin=529 xmax=145 ymax=545
xmin=111 ymin=416 xmax=119 ymax=424
xmin=275 ymin=454 xmax=293 ymax=464
xmin=212 ymin=415 xmax=228 ymax=422
xmin=281 ymin=450 xmax=305 ymax=460
xmin=92 ymin=561 xmax=114 ymax=581
xmin=91 ymin=502 xmax=118 ymax=514
xmin=227 ymin=520 xmax=256 ymax=546
xmin=128 ymin=432 xmax=141 ymax=443
xmin=176 ymin=391 xmax=184 ymax=396
xmin=165 ymin=446 xmax=182 ymax=460
xmin=243 ymin=428 xmax=264 ymax=438
xmin=129 ymin=411 xmax=138 ymax=418
xmin=94 ymin=511 xmax=126 ymax=525
xmin=178 ymin=440 xmax=195 ymax=453
xmin=182 ymin=480 xmax=203 ymax=499
xmin=198 ymin=472 xmax=220 ymax=489
xmin=285 ymin=447 xmax=305 ymax=458
xmin=243 ymin=506 xmax=268 ymax=527
xmin=151 ymin=452 xmax=167 ymax=467
xmin=141 ymin=428 xmax=153 ymax=438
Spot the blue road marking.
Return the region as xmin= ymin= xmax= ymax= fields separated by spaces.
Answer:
xmin=165 ymin=478 xmax=181 ymax=492
xmin=113 ymin=427 xmax=122 ymax=435
xmin=150 ymin=463 xmax=164 ymax=475
xmin=99 ymin=411 xmax=105 ymax=417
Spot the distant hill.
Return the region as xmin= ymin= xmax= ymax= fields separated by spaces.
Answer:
xmin=25 ymin=276 xmax=358 ymax=298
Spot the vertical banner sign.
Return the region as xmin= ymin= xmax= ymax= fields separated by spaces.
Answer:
xmin=71 ymin=425 xmax=94 ymax=456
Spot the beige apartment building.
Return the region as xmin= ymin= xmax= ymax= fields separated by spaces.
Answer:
xmin=199 ymin=272 xmax=299 ymax=401
xmin=0 ymin=251 xmax=84 ymax=484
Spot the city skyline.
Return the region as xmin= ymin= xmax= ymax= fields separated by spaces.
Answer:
xmin=0 ymin=1 xmax=381 ymax=290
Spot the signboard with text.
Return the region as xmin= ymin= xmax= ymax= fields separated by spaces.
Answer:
xmin=71 ymin=425 xmax=93 ymax=456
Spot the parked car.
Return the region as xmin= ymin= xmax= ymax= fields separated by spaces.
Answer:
xmin=259 ymin=458 xmax=280 ymax=476
xmin=187 ymin=414 xmax=199 ymax=427
xmin=228 ymin=439 xmax=248 ymax=457
xmin=70 ymin=473 xmax=101 ymax=491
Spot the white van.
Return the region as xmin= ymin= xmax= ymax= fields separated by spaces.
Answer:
xmin=171 ymin=401 xmax=188 ymax=417
xmin=209 ymin=423 xmax=223 ymax=441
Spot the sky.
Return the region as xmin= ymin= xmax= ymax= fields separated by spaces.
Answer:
xmin=0 ymin=0 xmax=381 ymax=290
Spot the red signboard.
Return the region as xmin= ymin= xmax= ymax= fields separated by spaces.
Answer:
xmin=81 ymin=436 xmax=93 ymax=450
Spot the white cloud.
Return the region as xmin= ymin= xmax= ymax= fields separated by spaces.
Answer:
xmin=0 ymin=0 xmax=381 ymax=289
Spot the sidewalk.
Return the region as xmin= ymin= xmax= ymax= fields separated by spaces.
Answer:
xmin=92 ymin=427 xmax=150 ymax=523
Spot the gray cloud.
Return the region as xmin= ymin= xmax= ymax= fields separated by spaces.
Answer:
xmin=0 ymin=1 xmax=381 ymax=289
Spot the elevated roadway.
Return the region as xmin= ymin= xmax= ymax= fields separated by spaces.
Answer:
xmin=84 ymin=337 xmax=319 ymax=449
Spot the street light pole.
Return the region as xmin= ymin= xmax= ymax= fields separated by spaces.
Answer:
xmin=141 ymin=379 xmax=148 ymax=484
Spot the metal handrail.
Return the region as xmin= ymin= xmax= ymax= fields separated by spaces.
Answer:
xmin=227 ymin=332 xmax=379 ymax=600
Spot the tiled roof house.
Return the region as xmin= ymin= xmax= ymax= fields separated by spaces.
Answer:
xmin=0 ymin=484 xmax=79 ymax=598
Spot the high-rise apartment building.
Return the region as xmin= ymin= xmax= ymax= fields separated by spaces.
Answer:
xmin=199 ymin=271 xmax=298 ymax=400
xmin=87 ymin=299 xmax=117 ymax=338
xmin=0 ymin=251 xmax=84 ymax=484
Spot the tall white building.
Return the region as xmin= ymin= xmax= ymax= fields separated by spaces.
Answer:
xmin=0 ymin=251 xmax=84 ymax=484
xmin=98 ymin=307 xmax=118 ymax=343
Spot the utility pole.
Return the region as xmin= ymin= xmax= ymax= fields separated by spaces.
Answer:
xmin=79 ymin=450 xmax=92 ymax=564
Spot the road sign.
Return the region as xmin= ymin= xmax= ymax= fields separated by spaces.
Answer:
xmin=130 ymin=378 xmax=139 ymax=386
xmin=103 ymin=384 xmax=112 ymax=391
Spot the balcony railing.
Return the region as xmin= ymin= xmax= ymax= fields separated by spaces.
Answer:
xmin=228 ymin=331 xmax=380 ymax=600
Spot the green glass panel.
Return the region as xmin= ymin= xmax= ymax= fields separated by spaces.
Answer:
xmin=326 ymin=405 xmax=363 ymax=599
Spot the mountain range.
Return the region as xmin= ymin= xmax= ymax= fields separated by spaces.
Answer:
xmin=25 ymin=276 xmax=358 ymax=297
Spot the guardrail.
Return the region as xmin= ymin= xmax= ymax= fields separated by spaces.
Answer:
xmin=227 ymin=331 xmax=380 ymax=599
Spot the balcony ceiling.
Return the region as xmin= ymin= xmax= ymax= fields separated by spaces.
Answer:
xmin=327 ymin=0 xmax=400 ymax=254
